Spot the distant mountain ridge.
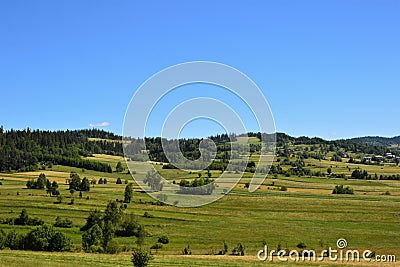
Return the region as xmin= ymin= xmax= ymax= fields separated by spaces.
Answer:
xmin=348 ymin=135 xmax=400 ymax=148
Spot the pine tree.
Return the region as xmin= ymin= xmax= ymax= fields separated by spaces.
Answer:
xmin=124 ymin=183 xmax=133 ymax=203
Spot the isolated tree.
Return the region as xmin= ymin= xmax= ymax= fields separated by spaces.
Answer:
xmin=104 ymin=201 xmax=123 ymax=226
xmin=69 ymin=172 xmax=81 ymax=190
xmin=116 ymin=177 xmax=122 ymax=184
xmin=51 ymin=181 xmax=59 ymax=196
xmin=81 ymin=209 xmax=103 ymax=231
xmin=101 ymin=221 xmax=115 ymax=249
xmin=327 ymin=167 xmax=332 ymax=175
xmin=116 ymin=161 xmax=124 ymax=172
xmin=124 ymin=183 xmax=133 ymax=203
xmin=136 ymin=225 xmax=146 ymax=247
xmin=82 ymin=224 xmax=103 ymax=252
xmin=143 ymin=170 xmax=163 ymax=191
xmin=223 ymin=241 xmax=228 ymax=255
xmin=46 ymin=180 xmax=52 ymax=194
xmin=80 ymin=177 xmax=90 ymax=191
xmin=36 ymin=173 xmax=47 ymax=189
xmin=15 ymin=209 xmax=29 ymax=225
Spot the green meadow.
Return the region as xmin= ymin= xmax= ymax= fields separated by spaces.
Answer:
xmin=0 ymin=148 xmax=399 ymax=266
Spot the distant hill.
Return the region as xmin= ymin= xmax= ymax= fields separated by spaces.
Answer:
xmin=348 ymin=136 xmax=400 ymax=149
xmin=1 ymin=127 xmax=399 ymax=173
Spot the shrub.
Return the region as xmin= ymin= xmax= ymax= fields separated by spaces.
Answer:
xmin=158 ymin=235 xmax=169 ymax=244
xmin=150 ymin=243 xmax=162 ymax=250
xmin=131 ymin=248 xmax=153 ymax=267
xmin=231 ymin=243 xmax=245 ymax=256
xmin=143 ymin=212 xmax=154 ymax=218
xmin=48 ymin=231 xmax=72 ymax=252
xmin=105 ymin=239 xmax=120 ymax=254
xmin=14 ymin=209 xmax=44 ymax=226
xmin=0 ymin=229 xmax=6 ymax=250
xmin=55 ymin=195 xmax=63 ymax=204
xmin=54 ymin=216 xmax=73 ymax=228
xmin=5 ymin=231 xmax=24 ymax=250
xmin=297 ymin=241 xmax=307 ymax=249
xmin=82 ymin=224 xmax=103 ymax=252
xmin=221 ymin=241 xmax=228 ymax=255
xmin=116 ymin=215 xmax=139 ymax=237
xmin=280 ymin=186 xmax=288 ymax=191
xmin=182 ymin=244 xmax=191 ymax=255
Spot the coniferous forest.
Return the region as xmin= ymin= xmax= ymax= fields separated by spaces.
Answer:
xmin=0 ymin=127 xmax=121 ymax=172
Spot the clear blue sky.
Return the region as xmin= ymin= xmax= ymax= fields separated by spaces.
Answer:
xmin=0 ymin=0 xmax=399 ymax=140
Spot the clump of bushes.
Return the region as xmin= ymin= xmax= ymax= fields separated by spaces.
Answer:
xmin=1 ymin=209 xmax=43 ymax=226
xmin=26 ymin=173 xmax=47 ymax=189
xmin=0 ymin=224 xmax=71 ymax=252
xmin=231 ymin=243 xmax=245 ymax=256
xmin=182 ymin=244 xmax=191 ymax=255
xmin=332 ymin=185 xmax=354 ymax=194
xmin=54 ymin=216 xmax=73 ymax=228
xmin=81 ymin=201 xmax=147 ymax=254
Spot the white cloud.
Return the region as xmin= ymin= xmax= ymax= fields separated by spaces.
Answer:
xmin=89 ymin=122 xmax=111 ymax=127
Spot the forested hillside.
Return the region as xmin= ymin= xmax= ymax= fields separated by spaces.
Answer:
xmin=0 ymin=127 xmax=122 ymax=172
xmin=0 ymin=127 xmax=397 ymax=173
xmin=349 ymin=135 xmax=400 ymax=148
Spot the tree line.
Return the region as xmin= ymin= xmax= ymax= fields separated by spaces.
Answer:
xmin=0 ymin=128 xmax=119 ymax=172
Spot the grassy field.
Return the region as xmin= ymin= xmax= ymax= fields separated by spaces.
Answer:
xmin=0 ymin=250 xmax=390 ymax=267
xmin=0 ymin=152 xmax=399 ymax=266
